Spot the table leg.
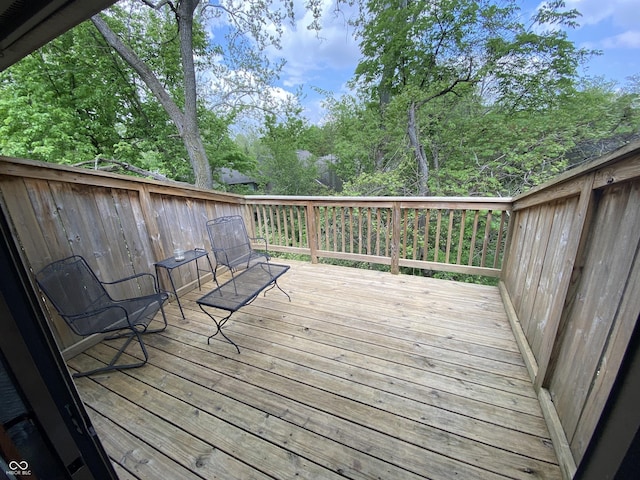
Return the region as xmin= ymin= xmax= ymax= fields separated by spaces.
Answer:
xmin=167 ymin=268 xmax=186 ymax=319
xmin=263 ymin=279 xmax=291 ymax=301
xmin=199 ymin=304 xmax=240 ymax=353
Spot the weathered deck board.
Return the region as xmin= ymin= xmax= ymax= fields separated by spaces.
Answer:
xmin=69 ymin=260 xmax=561 ymax=479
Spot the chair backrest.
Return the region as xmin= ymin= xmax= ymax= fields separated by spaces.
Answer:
xmin=206 ymin=216 xmax=253 ymax=268
xmin=35 ymin=255 xmax=111 ymax=319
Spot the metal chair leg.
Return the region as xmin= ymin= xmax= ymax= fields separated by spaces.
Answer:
xmin=73 ymin=330 xmax=149 ymax=378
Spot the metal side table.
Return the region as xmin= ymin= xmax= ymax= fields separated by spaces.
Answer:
xmin=155 ymin=248 xmax=214 ymax=319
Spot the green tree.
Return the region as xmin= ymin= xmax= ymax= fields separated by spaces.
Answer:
xmin=352 ymin=0 xmax=594 ymax=195
xmin=0 ymin=20 xmax=191 ymax=174
xmin=91 ymin=0 xmax=326 ymax=189
xmin=91 ymin=2 xmax=213 ymax=187
xmin=0 ymin=22 xmax=127 ymax=162
xmin=258 ymin=112 xmax=322 ymax=195
xmin=0 ymin=18 xmax=237 ymax=183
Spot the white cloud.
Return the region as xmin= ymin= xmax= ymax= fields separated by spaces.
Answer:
xmin=199 ymin=0 xmax=361 ymax=124
xmin=601 ymin=30 xmax=640 ymax=49
xmin=267 ymin=0 xmax=361 ymax=89
xmin=565 ymin=0 xmax=640 ymax=53
xmin=566 ymin=0 xmax=640 ymax=29
xmin=531 ymin=0 xmax=640 ymax=53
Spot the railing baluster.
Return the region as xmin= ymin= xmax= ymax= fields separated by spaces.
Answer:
xmin=267 ymin=206 xmax=275 ymax=246
xmin=307 ymin=203 xmax=318 ymax=263
xmin=481 ymin=211 xmax=492 ymax=268
xmin=468 ymin=210 xmax=480 ymax=266
xmin=296 ymin=206 xmax=303 ymax=247
xmin=457 ymin=210 xmax=466 ymax=265
xmin=275 ymin=205 xmax=283 ymax=246
xmin=445 ymin=210 xmax=454 ymax=264
xmin=423 ymin=209 xmax=430 ymax=262
xmin=411 ymin=208 xmax=420 ymax=260
xmin=391 ymin=202 xmax=401 ymax=274
xmin=242 ymin=198 xmax=509 ymax=277
xmin=254 ymin=205 xmax=262 ymax=239
xmin=494 ymin=211 xmax=506 ymax=269
xmin=358 ymin=208 xmax=363 ymax=255
xmin=367 ymin=208 xmax=372 ymax=255
xmin=401 ymin=208 xmax=408 ymax=258
xmin=376 ymin=209 xmax=382 ymax=256
xmin=349 ymin=207 xmax=354 ymax=253
xmin=339 ymin=207 xmax=345 ymax=253
xmin=434 ymin=211 xmax=442 ymax=262
xmin=331 ymin=206 xmax=335 ymax=251
xmin=260 ymin=205 xmax=268 ymax=243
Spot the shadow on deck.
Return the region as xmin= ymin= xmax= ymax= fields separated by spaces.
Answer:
xmin=69 ymin=260 xmax=561 ymax=480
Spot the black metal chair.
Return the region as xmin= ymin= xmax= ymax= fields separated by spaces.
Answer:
xmin=35 ymin=255 xmax=168 ymax=378
xmin=206 ymin=215 xmax=270 ymax=281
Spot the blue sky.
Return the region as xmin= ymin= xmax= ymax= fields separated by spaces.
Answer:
xmin=256 ymin=0 xmax=640 ymax=123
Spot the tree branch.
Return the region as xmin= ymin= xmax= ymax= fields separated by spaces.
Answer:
xmin=90 ymin=13 xmax=186 ymax=133
xmin=74 ymin=158 xmax=173 ymax=182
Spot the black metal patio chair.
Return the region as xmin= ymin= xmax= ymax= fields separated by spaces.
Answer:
xmin=206 ymin=215 xmax=270 ymax=281
xmin=35 ymin=255 xmax=168 ymax=378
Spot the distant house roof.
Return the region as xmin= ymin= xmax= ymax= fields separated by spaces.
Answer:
xmin=219 ymin=167 xmax=256 ymax=186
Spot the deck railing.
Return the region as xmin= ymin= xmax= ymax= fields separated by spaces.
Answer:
xmin=245 ymin=197 xmax=511 ymax=277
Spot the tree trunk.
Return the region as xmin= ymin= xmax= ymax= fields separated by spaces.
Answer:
xmin=91 ymin=8 xmax=213 ymax=189
xmin=407 ymin=102 xmax=430 ymax=195
xmin=177 ymin=0 xmax=212 ymax=189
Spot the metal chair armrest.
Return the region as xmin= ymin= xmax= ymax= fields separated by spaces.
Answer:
xmin=250 ymin=235 xmax=268 ymax=246
xmin=249 ymin=236 xmax=269 ymax=255
xmin=64 ymin=304 xmax=134 ymax=334
xmin=101 ymin=272 xmax=160 ymax=295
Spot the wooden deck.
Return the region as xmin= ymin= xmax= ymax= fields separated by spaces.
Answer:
xmin=68 ymin=260 xmax=561 ymax=480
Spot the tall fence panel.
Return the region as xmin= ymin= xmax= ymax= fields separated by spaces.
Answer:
xmin=548 ymin=178 xmax=640 ymax=462
xmin=500 ymin=143 xmax=640 ymax=478
xmin=0 ymin=157 xmax=244 ymax=351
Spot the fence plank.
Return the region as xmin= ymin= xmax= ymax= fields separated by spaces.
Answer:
xmin=571 ymin=225 xmax=640 ymax=459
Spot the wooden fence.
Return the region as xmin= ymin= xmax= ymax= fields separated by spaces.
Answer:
xmin=245 ymin=197 xmax=511 ymax=277
xmin=0 ymin=157 xmax=244 ymax=352
xmin=500 ymin=142 xmax=640 ymax=479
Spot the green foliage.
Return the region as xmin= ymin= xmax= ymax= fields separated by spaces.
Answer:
xmin=257 ymin=112 xmax=324 ymax=195
xmin=344 ymin=0 xmax=600 ymax=195
xmin=0 ymin=20 xmax=180 ymax=166
xmin=341 ymin=171 xmax=406 ymax=196
xmin=0 ymin=12 xmax=247 ymax=185
xmin=1 ymin=22 xmax=121 ymax=162
xmin=1 ymin=0 xmax=638 ymax=204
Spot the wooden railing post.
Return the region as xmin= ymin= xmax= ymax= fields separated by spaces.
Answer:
xmin=390 ymin=202 xmax=401 ymax=274
xmin=306 ymin=202 xmax=319 ymax=264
